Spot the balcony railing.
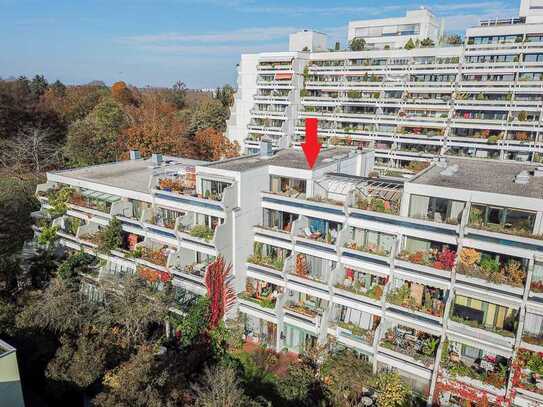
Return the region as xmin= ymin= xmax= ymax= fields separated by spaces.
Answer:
xmin=397 ymin=247 xmax=456 ymax=272
xmin=457 ymin=248 xmax=526 ymax=288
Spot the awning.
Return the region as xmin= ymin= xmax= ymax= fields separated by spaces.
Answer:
xmin=274 ymin=73 xmax=293 ymax=81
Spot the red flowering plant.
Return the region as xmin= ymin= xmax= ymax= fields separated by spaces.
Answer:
xmin=204 ymin=256 xmax=236 ymax=329
xmin=138 ymin=267 xmax=160 ymax=284
xmin=159 ymin=271 xmax=172 ymax=283
xmin=435 ymin=248 xmax=456 ymax=271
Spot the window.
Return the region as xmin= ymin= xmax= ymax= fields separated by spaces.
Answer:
xmin=201 ymin=179 xmax=231 ymax=199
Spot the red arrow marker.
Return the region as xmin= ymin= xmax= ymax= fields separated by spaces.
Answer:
xmin=302 ymin=118 xmax=321 ymax=169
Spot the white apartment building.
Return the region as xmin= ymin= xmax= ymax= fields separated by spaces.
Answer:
xmin=35 ymin=144 xmax=543 ymax=407
xmin=226 ymin=1 xmax=543 ymax=175
xmin=347 ymin=8 xmax=442 ymax=50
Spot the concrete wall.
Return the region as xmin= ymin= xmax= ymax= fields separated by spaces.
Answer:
xmin=289 ymin=31 xmax=328 ymax=52
xmin=0 ymin=341 xmax=24 ymax=407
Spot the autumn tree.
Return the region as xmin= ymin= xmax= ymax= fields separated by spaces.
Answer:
xmin=188 ymin=99 xmax=229 ymax=135
xmin=194 ymin=128 xmax=239 ymax=161
xmin=0 ymin=176 xmax=39 ymax=258
xmin=64 ymin=97 xmax=126 ymax=166
xmin=215 ymin=85 xmax=234 ymax=108
xmin=0 ymin=127 xmax=62 ymax=173
xmin=111 ymin=81 xmax=138 ymax=106
xmin=119 ymin=92 xmax=197 ymax=158
xmin=30 ymin=75 xmax=49 ymax=99
xmin=192 ymin=364 xmax=254 ymax=407
xmin=169 ymin=81 xmax=187 ymax=109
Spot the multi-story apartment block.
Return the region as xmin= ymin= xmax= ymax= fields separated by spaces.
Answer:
xmin=35 ymin=142 xmax=543 ymax=406
xmin=226 ymin=0 xmax=543 ymax=174
xmin=347 ymin=8 xmax=442 ymax=50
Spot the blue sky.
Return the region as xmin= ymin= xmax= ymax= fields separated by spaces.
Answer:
xmin=0 ymin=0 xmax=519 ymax=88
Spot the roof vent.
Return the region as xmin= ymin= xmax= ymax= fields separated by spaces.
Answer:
xmin=514 ymin=170 xmax=530 ymax=184
xmin=151 ymin=153 xmax=163 ymax=167
xmin=260 ymin=138 xmax=273 ymax=158
xmin=129 ymin=150 xmax=141 ymax=160
xmin=534 ymin=167 xmax=543 ymax=177
xmin=440 ymin=164 xmax=458 ymax=177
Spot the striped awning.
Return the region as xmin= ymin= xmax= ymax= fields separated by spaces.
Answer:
xmin=274 ymin=73 xmax=293 ymax=80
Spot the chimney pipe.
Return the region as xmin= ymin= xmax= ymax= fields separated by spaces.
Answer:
xmin=152 ymin=153 xmax=163 ymax=166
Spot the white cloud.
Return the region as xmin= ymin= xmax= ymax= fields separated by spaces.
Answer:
xmin=442 ymin=4 xmax=518 ymax=32
xmin=117 ymin=26 xmax=301 ymax=45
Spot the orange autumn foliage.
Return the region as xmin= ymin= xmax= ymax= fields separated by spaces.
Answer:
xmin=118 ymin=92 xmax=198 ymax=159
xmin=111 ymin=81 xmax=138 ymax=106
xmin=194 ymin=127 xmax=239 ymax=161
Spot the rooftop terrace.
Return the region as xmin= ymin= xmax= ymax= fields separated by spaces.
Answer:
xmin=411 ymin=157 xmax=543 ymax=199
xmin=50 ymin=156 xmax=206 ymax=193
xmin=207 ymin=148 xmax=354 ymax=172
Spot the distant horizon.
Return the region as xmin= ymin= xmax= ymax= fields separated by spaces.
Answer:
xmin=0 ymin=0 xmax=520 ymax=88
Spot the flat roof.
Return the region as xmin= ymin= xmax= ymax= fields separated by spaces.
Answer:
xmin=411 ymin=157 xmax=543 ymax=199
xmin=207 ymin=148 xmax=353 ymax=172
xmin=51 ymin=157 xmax=206 ymax=193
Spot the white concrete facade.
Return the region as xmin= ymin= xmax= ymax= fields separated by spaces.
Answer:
xmin=348 ymin=8 xmax=442 ymax=50
xmin=224 ymin=3 xmax=543 ymax=174
xmin=36 ymin=149 xmax=543 ymax=407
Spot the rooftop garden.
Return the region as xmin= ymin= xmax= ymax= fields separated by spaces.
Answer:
xmin=441 ymin=340 xmax=509 ymax=390
xmin=380 ymin=325 xmax=439 ymax=368
xmin=386 ymin=282 xmax=445 ymax=317
xmin=397 ymin=246 xmax=456 ymax=271
xmin=457 ymin=248 xmax=526 ymax=288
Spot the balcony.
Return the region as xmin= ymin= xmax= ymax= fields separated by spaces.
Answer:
xmin=514 ymin=349 xmax=543 ymax=397
xmin=247 ymin=242 xmax=289 ymax=272
xmin=295 ymin=216 xmax=341 ymax=247
xmin=344 ymin=240 xmax=391 ymax=259
xmin=396 ymin=245 xmax=457 ymax=273
xmin=240 ymin=279 xmax=282 ymax=312
xmin=334 ymin=266 xmax=385 ymax=303
xmin=386 ymin=280 xmax=445 ymax=319
xmin=67 ymin=189 xmax=120 ymax=215
xmin=450 ymin=295 xmax=517 ymax=340
xmin=329 ymin=305 xmax=379 ymax=349
xmin=468 ymin=204 xmax=541 ymax=241
xmin=456 ymin=247 xmax=526 ymax=290
xmin=349 ymin=187 xmax=401 ymax=216
xmin=441 ymin=340 xmax=510 ymax=393
xmin=379 ymin=324 xmax=440 ymax=369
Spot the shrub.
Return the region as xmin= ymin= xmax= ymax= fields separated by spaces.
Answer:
xmin=372 ymin=371 xmax=411 ymax=407
xmin=190 ymin=224 xmax=214 ymax=241
xmin=460 ymin=248 xmax=480 ymax=266
xmin=96 ymin=217 xmax=123 ymax=253
xmin=350 ymin=37 xmax=366 ymax=51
